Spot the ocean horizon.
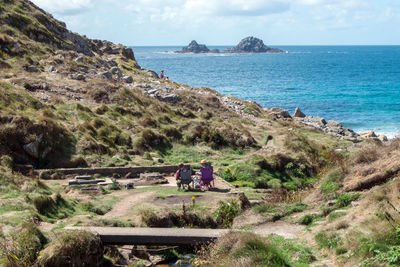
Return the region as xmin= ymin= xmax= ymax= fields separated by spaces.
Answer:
xmin=133 ymin=45 xmax=400 ymax=139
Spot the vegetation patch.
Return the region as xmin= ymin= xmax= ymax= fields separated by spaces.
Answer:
xmin=253 ymin=202 xmax=308 ymax=221
xmin=37 ymin=230 xmax=105 ymax=266
xmin=205 ymin=232 xmax=292 ymax=266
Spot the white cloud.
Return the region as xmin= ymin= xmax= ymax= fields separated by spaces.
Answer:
xmin=31 ymin=0 xmax=92 ymax=15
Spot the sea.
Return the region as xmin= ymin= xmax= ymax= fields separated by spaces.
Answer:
xmin=133 ymin=46 xmax=400 ymax=139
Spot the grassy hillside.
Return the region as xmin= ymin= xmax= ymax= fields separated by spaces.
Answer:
xmin=1 ymin=0 xmax=399 ymax=266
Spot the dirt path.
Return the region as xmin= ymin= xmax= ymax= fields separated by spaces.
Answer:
xmin=102 ymin=191 xmax=154 ymax=219
xmin=251 ymin=221 xmax=305 ymax=239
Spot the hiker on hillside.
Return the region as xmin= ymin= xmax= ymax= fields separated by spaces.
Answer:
xmin=160 ymin=70 xmax=165 ymax=79
xmin=200 ymin=159 xmax=215 ymax=190
xmin=175 ymin=163 xmax=193 ymax=190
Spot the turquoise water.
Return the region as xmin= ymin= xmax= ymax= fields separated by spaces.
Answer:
xmin=133 ymin=46 xmax=400 ymax=138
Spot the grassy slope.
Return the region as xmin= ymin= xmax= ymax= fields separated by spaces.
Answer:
xmin=2 ymin=0 xmax=399 ymax=266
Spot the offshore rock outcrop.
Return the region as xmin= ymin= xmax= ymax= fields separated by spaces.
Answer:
xmin=176 ymin=40 xmax=219 ymax=53
xmin=225 ymin=36 xmax=284 ymax=53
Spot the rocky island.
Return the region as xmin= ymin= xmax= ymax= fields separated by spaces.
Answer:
xmin=176 ymin=37 xmax=284 ymax=54
xmin=0 ymin=1 xmax=397 ymax=267
xmin=225 ymin=36 xmax=284 ymax=53
xmin=176 ymin=40 xmax=219 ymax=53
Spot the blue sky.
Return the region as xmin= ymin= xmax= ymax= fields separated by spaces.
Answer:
xmin=31 ymin=0 xmax=400 ymax=46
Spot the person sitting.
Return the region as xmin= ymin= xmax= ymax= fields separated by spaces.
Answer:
xmin=200 ymin=159 xmax=215 ymax=190
xmin=175 ymin=163 xmax=193 ymax=190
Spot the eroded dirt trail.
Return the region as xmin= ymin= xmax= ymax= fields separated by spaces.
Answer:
xmin=102 ymin=191 xmax=154 ymax=219
xmin=251 ymin=221 xmax=305 ymax=239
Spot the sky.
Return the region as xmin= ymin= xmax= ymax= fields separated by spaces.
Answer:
xmin=31 ymin=0 xmax=400 ymax=46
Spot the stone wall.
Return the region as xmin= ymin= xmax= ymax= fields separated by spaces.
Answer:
xmin=39 ymin=165 xmax=184 ymax=179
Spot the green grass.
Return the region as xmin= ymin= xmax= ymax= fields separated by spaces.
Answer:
xmin=315 ymin=231 xmax=342 ymax=249
xmin=252 ymin=202 xmax=308 ymax=221
xmin=266 ymin=234 xmax=315 ymax=266
xmin=208 ymin=232 xmax=314 ymax=266
xmin=328 ymin=211 xmax=347 ymax=222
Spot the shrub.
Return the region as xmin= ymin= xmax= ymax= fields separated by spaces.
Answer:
xmin=32 ymin=194 xmax=56 ymax=214
xmin=0 ymin=222 xmax=47 ymax=266
xmin=38 ymin=230 xmax=104 ymax=266
xmin=254 ymin=179 xmax=268 ymax=189
xmin=115 ymin=132 xmax=131 ymax=147
xmin=95 ymin=104 xmax=109 ymax=115
xmin=267 ymin=179 xmax=282 ymax=189
xmin=135 ymin=129 xmax=171 ymax=151
xmin=81 ymin=202 xmax=112 ymax=215
xmin=220 ymin=167 xmax=235 ymax=182
xmin=162 ymin=127 xmax=182 ymax=141
xmin=0 ymin=154 xmax=13 ymax=170
xmin=215 ymin=200 xmax=241 ymax=228
xmin=336 ymin=193 xmax=360 ymax=208
xmin=315 ymin=231 xmax=341 ymax=249
xmin=140 ymin=116 xmax=158 ymax=128
xmin=92 ymin=118 xmax=105 ymax=129
xmin=352 ymin=145 xmax=379 ymax=164
xmin=299 ymin=214 xmax=315 ymax=225
xmin=32 ymin=194 xmax=74 ymax=218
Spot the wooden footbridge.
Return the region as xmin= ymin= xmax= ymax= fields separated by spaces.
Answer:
xmin=66 ymin=227 xmax=230 ymax=246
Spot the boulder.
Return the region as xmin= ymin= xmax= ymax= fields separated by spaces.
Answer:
xmin=75 ymin=56 xmax=84 ymax=63
xmin=122 ymin=75 xmax=133 ymax=83
xmin=293 ymin=107 xmax=306 ymax=118
xmin=158 ymin=94 xmax=181 ymax=103
xmin=225 ymin=36 xmax=284 ymax=53
xmin=377 ymin=134 xmax=388 ymax=142
xmin=270 ymin=107 xmax=291 ymax=118
xmin=71 ymin=73 xmax=85 ymax=80
xmin=326 ymin=120 xmax=342 ymax=128
xmin=99 ymin=71 xmax=112 ymax=79
xmin=143 ymin=69 xmax=159 ymax=78
xmin=110 ymin=66 xmax=121 ymax=74
xmin=360 ymin=130 xmax=377 ymax=138
xmin=122 ymin=47 xmax=135 ymax=60
xmin=25 ymin=65 xmax=38 ymax=72
xmin=35 ymin=102 xmax=44 ymax=109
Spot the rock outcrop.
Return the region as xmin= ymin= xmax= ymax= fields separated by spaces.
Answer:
xmin=177 ymin=40 xmax=219 ymax=53
xmin=293 ymin=107 xmax=306 ymax=118
xmin=225 ymin=37 xmax=284 ymax=53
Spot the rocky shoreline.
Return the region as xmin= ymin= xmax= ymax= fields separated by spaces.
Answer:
xmin=266 ymin=107 xmax=388 ymax=143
